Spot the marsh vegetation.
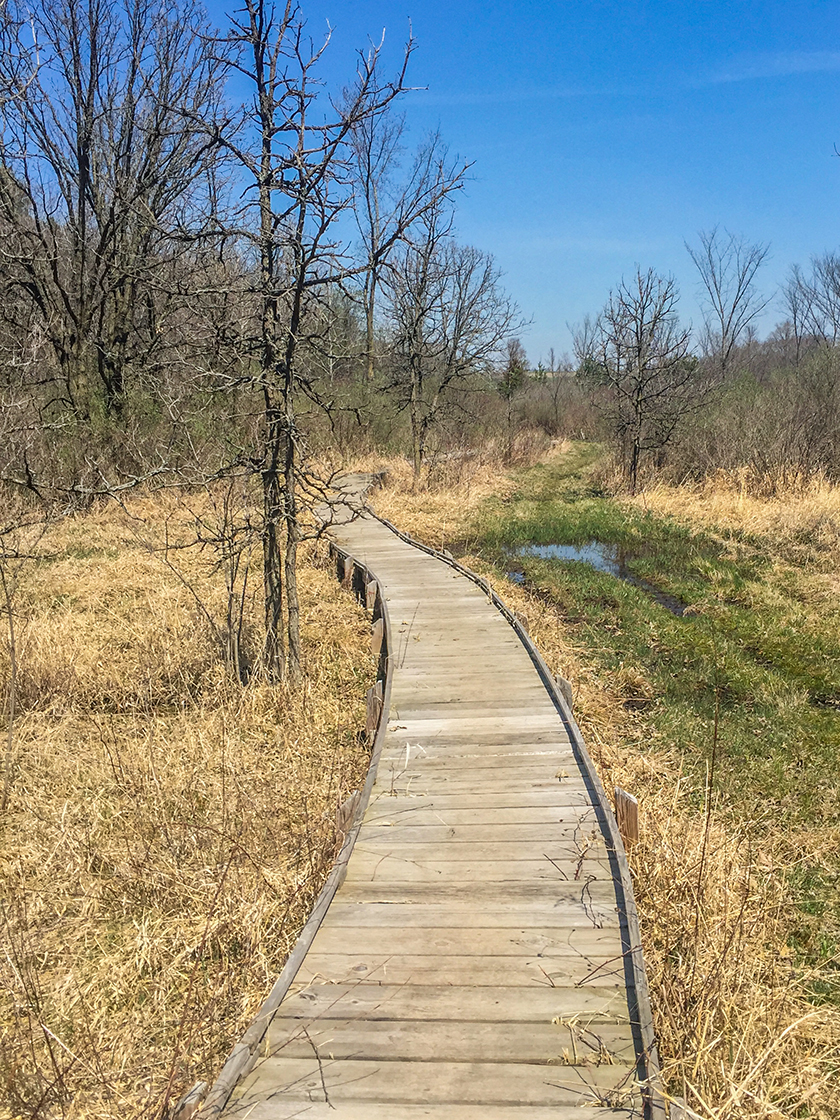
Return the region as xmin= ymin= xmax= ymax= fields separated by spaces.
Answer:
xmin=1 ymin=1 xmax=840 ymax=1116
xmin=372 ymin=445 xmax=840 ymax=1118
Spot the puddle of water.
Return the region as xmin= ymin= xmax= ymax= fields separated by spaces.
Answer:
xmin=521 ymin=542 xmax=625 ymax=577
xmin=507 ymin=540 xmax=687 ymax=618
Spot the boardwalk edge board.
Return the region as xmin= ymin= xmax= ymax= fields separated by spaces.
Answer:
xmin=200 ymin=548 xmax=393 ymax=1119
xmin=203 ymin=480 xmax=671 ymax=1119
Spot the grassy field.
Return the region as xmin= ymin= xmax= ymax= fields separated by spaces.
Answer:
xmin=3 ymin=448 xmax=839 ymax=1119
xmin=372 ymin=445 xmax=840 ymax=1119
xmin=0 ymin=492 xmax=374 ymax=1119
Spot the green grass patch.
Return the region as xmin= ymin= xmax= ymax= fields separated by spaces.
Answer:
xmin=462 ymin=443 xmax=840 ymax=965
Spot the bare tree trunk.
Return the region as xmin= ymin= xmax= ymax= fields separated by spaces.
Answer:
xmin=410 ymin=357 xmax=422 ymax=484
xmin=284 ymin=432 xmax=301 ymax=680
xmin=0 ymin=557 xmax=17 ymax=811
xmin=365 ymin=274 xmax=376 ymax=383
xmin=262 ymin=411 xmax=286 ymax=680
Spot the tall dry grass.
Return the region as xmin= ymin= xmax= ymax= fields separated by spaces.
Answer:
xmin=365 ymin=453 xmax=840 ymax=1120
xmin=0 ymin=492 xmax=374 ymax=1118
xmin=626 ymin=468 xmax=840 ymax=572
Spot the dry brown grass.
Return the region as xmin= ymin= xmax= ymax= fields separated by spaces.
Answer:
xmin=0 ymin=492 xmax=374 ymax=1118
xmin=626 ymin=469 xmax=840 ymax=571
xmin=362 ymin=453 xmax=840 ymax=1120
xmin=4 ymin=455 xmax=838 ymax=1119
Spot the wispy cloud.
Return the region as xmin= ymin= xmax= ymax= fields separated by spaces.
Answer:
xmin=706 ymin=51 xmax=840 ymax=85
xmin=414 ymin=84 xmax=610 ymax=108
xmin=411 ymin=51 xmax=840 ymax=109
xmin=483 ymin=231 xmax=667 ymax=258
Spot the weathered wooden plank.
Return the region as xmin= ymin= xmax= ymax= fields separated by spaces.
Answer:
xmin=233 ymin=1056 xmax=640 ymax=1109
xmin=364 ymin=790 xmax=600 ymax=812
xmin=373 ymin=787 xmax=595 ymax=810
xmin=226 ymin=1104 xmax=636 ymax=1120
xmin=343 ymin=858 xmax=612 ymax=886
xmin=278 ymin=983 xmax=632 ymax=1022
xmin=300 ymin=929 xmax=630 ymax=976
xmin=336 ymin=876 xmax=615 ymax=901
xmin=347 ymin=840 xmax=611 ymax=866
xmin=378 ymin=737 xmax=575 ymax=758
xmin=317 ymin=900 xmax=620 ymax=931
xmin=372 ymin=762 xmax=584 ymax=785
xmin=265 ymin=1017 xmax=637 ymax=1065
xmin=295 ymin=951 xmax=630 ymax=989
xmin=362 ymin=804 xmax=603 ymax=828
xmin=356 ymin=823 xmax=605 ymax=845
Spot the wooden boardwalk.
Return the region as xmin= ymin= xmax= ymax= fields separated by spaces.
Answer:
xmin=206 ymin=496 xmax=665 ymax=1119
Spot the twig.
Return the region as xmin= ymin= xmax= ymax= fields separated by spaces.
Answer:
xmin=1 ymin=551 xmax=18 ymax=811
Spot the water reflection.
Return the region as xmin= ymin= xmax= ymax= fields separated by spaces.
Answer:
xmin=508 ymin=541 xmax=687 ymax=617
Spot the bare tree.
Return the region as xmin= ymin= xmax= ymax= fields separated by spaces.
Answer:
xmin=585 ymin=268 xmax=697 ymax=492
xmin=0 ymin=0 xmax=226 ymax=423
xmin=385 ymin=206 xmax=525 ymax=482
xmin=350 ymin=124 xmax=467 ymax=383
xmin=783 ymin=252 xmax=840 ymax=357
xmin=571 ymin=313 xmax=605 ymax=382
xmin=215 ymin=1 xmax=466 ymax=679
xmin=686 ymin=227 xmax=770 ymax=378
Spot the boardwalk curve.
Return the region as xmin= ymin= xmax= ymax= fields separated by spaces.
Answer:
xmin=205 ymin=484 xmax=666 ymax=1119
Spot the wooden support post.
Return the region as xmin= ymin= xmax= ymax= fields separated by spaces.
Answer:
xmin=614 ymin=787 xmax=639 ymax=849
xmin=173 ymin=1082 xmax=208 ymax=1120
xmin=365 ymin=579 xmax=378 ymax=613
xmin=371 ymin=617 xmax=384 ymax=657
xmin=555 ymin=675 xmax=574 ymax=712
xmin=513 ymin=611 xmax=529 ymax=635
xmin=336 ymin=789 xmax=361 ymax=834
xmin=366 ymin=681 xmax=384 ymax=745
xmin=341 ymin=556 xmax=354 ymax=590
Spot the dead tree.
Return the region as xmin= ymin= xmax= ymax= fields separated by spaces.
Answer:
xmin=686 ymin=227 xmax=770 ymax=379
xmin=385 ymin=205 xmax=525 ymax=482
xmin=0 ymin=0 xmax=225 ymax=424
xmin=350 ymin=124 xmax=467 ymax=383
xmin=783 ymin=252 xmax=840 ymax=356
xmin=216 ymin=1 xmax=463 ymax=680
xmin=586 ymin=268 xmax=697 ymax=493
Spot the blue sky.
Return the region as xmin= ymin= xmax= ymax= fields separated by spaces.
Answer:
xmin=210 ymin=0 xmax=840 ymax=365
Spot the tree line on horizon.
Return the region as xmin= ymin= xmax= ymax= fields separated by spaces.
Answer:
xmin=532 ymin=229 xmax=840 ymax=495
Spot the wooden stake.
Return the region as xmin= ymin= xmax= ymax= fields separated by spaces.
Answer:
xmin=371 ymin=617 xmax=384 ymax=656
xmin=336 ymin=790 xmax=361 ymax=834
xmin=555 ymin=675 xmax=574 ymax=712
xmin=365 ymin=681 xmax=383 ymax=743
xmin=614 ymin=787 xmax=639 ymax=849
xmin=365 ymin=579 xmax=378 ymax=613
xmin=341 ymin=556 xmax=354 ymax=589
xmin=173 ymin=1082 xmax=207 ymax=1120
